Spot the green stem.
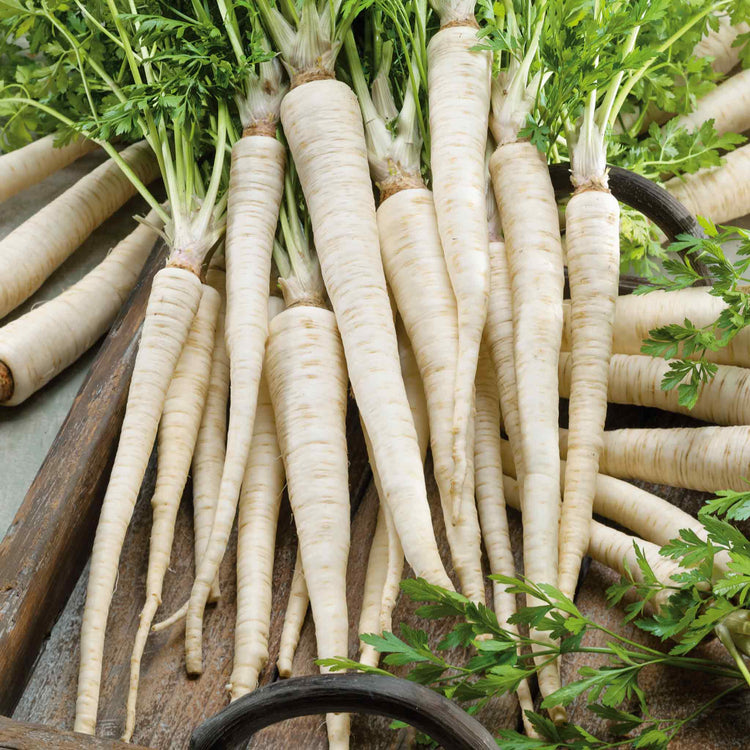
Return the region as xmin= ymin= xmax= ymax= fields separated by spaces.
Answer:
xmin=598 ymin=25 xmax=640 ymax=131
xmin=196 ymin=100 xmax=229 ymax=235
xmin=216 ymin=0 xmax=245 ymax=65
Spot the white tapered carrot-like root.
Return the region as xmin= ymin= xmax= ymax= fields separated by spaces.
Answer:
xmin=185 ymin=135 xmax=285 ymax=676
xmin=675 ymin=68 xmax=750 ymax=137
xmin=0 ymin=134 xmax=96 ymax=204
xmin=561 ymin=425 xmax=750 ymax=493
xmin=378 ymin=190 xmax=484 ymax=599
xmin=501 ymin=476 xmax=683 ymax=616
xmin=267 ymin=304 xmax=350 ymax=748
xmin=563 ymin=286 xmax=750 ymax=368
xmin=694 ymin=16 xmax=749 ymax=75
xmin=0 ymin=214 xmax=160 ymax=406
xmin=490 ymin=139 xmax=564 ymax=713
xmin=75 ymin=266 xmax=203 ymax=735
xmin=664 ymin=142 xmax=750 ymax=224
xmin=474 ymin=344 xmax=535 ymax=736
xmin=0 ymin=141 xmax=158 ymax=320
xmin=192 ymin=267 xmax=229 ymax=604
xmin=124 ymin=284 xmax=219 ymax=742
xmin=559 ymin=352 xmax=750 ymax=426
xmin=277 ymin=548 xmax=309 ymax=678
xmin=281 ymin=79 xmax=450 ymax=589
xmin=559 ymin=189 xmax=620 ymax=603
xmin=427 ymin=25 xmax=491 ymax=513
xmin=486 ymin=239 xmax=523 ymax=477
xmin=228 ymin=375 xmax=285 ymax=700
xmin=500 ymin=440 xmax=731 ymax=580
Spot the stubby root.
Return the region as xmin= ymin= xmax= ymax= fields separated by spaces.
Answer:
xmin=0 ymin=361 xmax=14 ymax=403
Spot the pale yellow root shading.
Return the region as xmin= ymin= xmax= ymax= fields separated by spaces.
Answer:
xmin=675 ymin=68 xmax=750 ymax=137
xmin=561 ymin=425 xmax=750 ymax=493
xmin=502 ymin=477 xmax=683 ymax=616
xmin=562 ymin=287 xmax=750 ymax=368
xmin=559 ymin=189 xmax=620 ymax=603
xmin=500 ymin=440 xmax=731 ymax=580
xmin=377 ymin=189 xmax=484 ymax=598
xmin=0 ymin=214 xmax=160 ymax=406
xmin=192 ymin=267 xmax=229 ymax=603
xmin=281 ymin=79 xmax=450 ymax=588
xmin=124 ymin=285 xmax=219 ymax=741
xmin=75 ymin=266 xmax=203 ymax=735
xmin=0 ymin=135 xmax=96 ymax=203
xmin=664 ymin=142 xmax=750 ymax=224
xmin=277 ymin=548 xmax=309 ymax=678
xmin=0 ymin=141 xmax=158 ymax=319
xmin=185 ymin=135 xmax=285 ymax=676
xmin=490 ymin=139 xmax=565 ymax=714
xmin=474 ymin=345 xmax=535 ymax=736
xmin=559 ymin=352 xmax=750 ymax=426
xmin=428 ymin=25 xmax=491 ymax=512
xmin=228 ymin=375 xmax=285 ymax=700
xmin=267 ymin=305 xmax=351 ymax=749
xmin=694 ymin=16 xmax=749 ymax=75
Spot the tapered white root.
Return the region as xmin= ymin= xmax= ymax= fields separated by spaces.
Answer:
xmin=75 ymin=266 xmax=203 ymax=735
xmin=228 ymin=375 xmax=285 ymax=700
xmin=559 ymin=189 xmax=620 ymax=602
xmin=559 ymin=352 xmax=750 ymax=426
xmin=267 ymin=305 xmax=350 ymax=748
xmin=0 ymin=135 xmax=97 ymax=204
xmin=0 ymin=213 xmax=160 ymax=406
xmin=428 ymin=25 xmax=491 ymax=512
xmin=664 ymin=142 xmax=750 ymax=224
xmin=562 ymin=425 xmax=750 ymax=493
xmin=562 ymin=287 xmax=750 ymax=368
xmin=192 ymin=267 xmax=229 ymax=603
xmin=281 ymin=78 xmax=450 ymax=589
xmin=277 ymin=548 xmax=310 ymax=678
xmin=124 ymin=285 xmax=219 ymax=741
xmin=490 ymin=139 xmax=565 ymax=713
xmin=185 ymin=135 xmax=284 ymax=676
xmin=675 ymin=68 xmax=750 ymax=138
xmin=694 ymin=16 xmax=749 ymax=75
xmin=0 ymin=141 xmax=158 ymax=320
xmin=474 ymin=344 xmax=535 ymax=735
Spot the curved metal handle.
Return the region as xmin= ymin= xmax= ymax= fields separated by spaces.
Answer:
xmin=189 ymin=673 xmax=499 ymax=750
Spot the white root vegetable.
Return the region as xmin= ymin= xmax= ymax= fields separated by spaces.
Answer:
xmin=0 ymin=213 xmax=160 ymax=406
xmin=474 ymin=343 xmax=535 ymax=735
xmin=562 ymin=425 xmax=750 ymax=493
xmin=427 ymin=18 xmax=491 ymax=507
xmin=559 ymin=187 xmax=620 ymax=602
xmin=266 ymin=304 xmax=351 ymax=748
xmin=124 ymin=284 xmax=219 ymax=741
xmin=499 ymin=440 xmax=731 ymax=579
xmin=277 ymin=548 xmax=309 ymax=678
xmin=185 ymin=134 xmax=285 ymax=676
xmin=281 ymin=78 xmax=450 ymax=588
xmin=377 ymin=189 xmax=484 ymax=600
xmin=502 ymin=476 xmax=684 ymax=616
xmin=228 ymin=373 xmax=285 ymax=700
xmin=559 ymin=351 xmax=750 ymax=426
xmin=664 ymin=142 xmax=750 ymax=224
xmin=75 ymin=266 xmax=203 ymax=734
xmin=191 ymin=266 xmax=229 ymax=604
xmin=0 ymin=141 xmax=158 ymax=320
xmin=694 ymin=16 xmax=750 ymax=75
xmin=0 ymin=135 xmax=96 ymax=204
xmin=674 ymin=68 xmax=750 ymax=137
xmin=562 ymin=287 xmax=750 ymax=368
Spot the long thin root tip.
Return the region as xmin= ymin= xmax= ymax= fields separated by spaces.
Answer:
xmin=0 ymin=361 xmax=14 ymax=403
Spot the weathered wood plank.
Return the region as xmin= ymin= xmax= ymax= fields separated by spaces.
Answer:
xmin=0 ymin=241 xmax=167 ymax=715
xmin=0 ymin=715 xmax=151 ymax=750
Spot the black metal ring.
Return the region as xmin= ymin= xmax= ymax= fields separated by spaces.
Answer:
xmin=189 ymin=673 xmax=499 ymax=750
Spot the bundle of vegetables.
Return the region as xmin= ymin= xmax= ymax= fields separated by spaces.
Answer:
xmin=3 ymin=0 xmax=750 ymax=746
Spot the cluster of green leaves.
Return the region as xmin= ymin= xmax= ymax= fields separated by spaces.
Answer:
xmin=321 ymin=569 xmax=748 ymax=749
xmin=635 ymin=219 xmax=750 ymax=408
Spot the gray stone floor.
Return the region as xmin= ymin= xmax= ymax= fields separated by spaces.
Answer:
xmin=0 ymin=149 xmax=152 ymax=536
